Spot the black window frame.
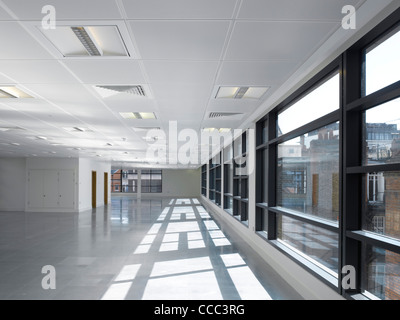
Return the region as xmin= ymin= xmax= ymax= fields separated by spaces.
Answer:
xmin=203 ymin=7 xmax=400 ymax=300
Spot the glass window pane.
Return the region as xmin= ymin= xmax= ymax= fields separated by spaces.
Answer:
xmin=263 ymin=119 xmax=268 ymax=143
xmin=111 ymin=169 xmax=122 ymax=192
xmin=277 ymin=73 xmax=339 ymax=135
xmin=363 ymin=98 xmax=400 ymax=165
xmin=234 ymin=136 xmax=242 ymax=157
xmin=363 ymin=171 xmax=400 ymax=241
xmin=364 ymin=245 xmax=400 ymax=300
xmin=277 ymin=122 xmax=340 ymax=222
xmin=257 ymin=207 xmax=268 ymax=234
xmin=278 ymin=214 xmax=339 ymax=274
xmin=224 ymin=145 xmax=232 ymax=162
xmin=263 ymin=149 xmax=268 ymax=203
xmin=141 ymin=169 xmax=162 ymax=193
xmin=365 ymin=26 xmax=400 ymax=96
xmin=224 ymin=195 xmax=233 ymax=214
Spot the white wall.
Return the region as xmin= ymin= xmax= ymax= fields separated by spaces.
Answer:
xmin=0 ymin=158 xmax=26 ymax=211
xmin=78 ymin=158 xmax=111 ymax=211
xmin=160 ymin=169 xmax=200 ymax=197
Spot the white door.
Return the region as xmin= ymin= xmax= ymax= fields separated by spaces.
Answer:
xmin=43 ymin=170 xmax=59 ymax=208
xmin=58 ymin=170 xmax=75 ymax=208
xmin=27 ymin=170 xmax=44 ymax=208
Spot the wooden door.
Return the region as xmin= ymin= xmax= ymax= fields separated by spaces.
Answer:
xmin=92 ymin=171 xmax=97 ymax=209
xmin=104 ymin=172 xmax=108 ymax=205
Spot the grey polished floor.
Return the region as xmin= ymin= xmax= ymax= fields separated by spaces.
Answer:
xmin=0 ymin=197 xmax=302 ymax=300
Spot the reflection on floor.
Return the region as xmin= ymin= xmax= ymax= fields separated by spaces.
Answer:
xmin=0 ymin=197 xmax=302 ymax=300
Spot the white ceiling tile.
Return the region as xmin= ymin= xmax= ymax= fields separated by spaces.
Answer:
xmin=103 ymin=96 xmax=157 ymax=112
xmin=151 ymin=83 xmax=213 ymax=102
xmin=237 ymin=0 xmax=364 ymax=21
xmin=206 ymin=97 xmax=261 ymax=112
xmin=63 ymin=60 xmax=146 ymax=84
xmin=0 ymin=5 xmax=13 ymax=20
xmin=225 ymin=21 xmax=339 ymax=61
xmin=144 ymin=61 xmax=219 ymax=85
xmin=0 ymin=72 xmax=15 ymax=84
xmin=0 ymin=22 xmax=53 ymax=59
xmin=216 ymin=60 xmax=299 ymax=86
xmin=2 ymin=0 xmax=122 ymax=20
xmin=4 ymin=98 xmax=71 ymax=118
xmin=129 ymin=20 xmax=230 ymax=60
xmin=0 ymin=60 xmax=78 ymax=84
xmin=122 ymin=0 xmax=237 ymax=19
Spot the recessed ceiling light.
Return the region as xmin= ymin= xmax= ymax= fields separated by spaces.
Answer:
xmin=40 ymin=25 xmax=129 ymax=57
xmin=0 ymin=126 xmax=24 ymax=132
xmin=119 ymin=112 xmax=156 ymax=120
xmin=0 ymin=86 xmax=33 ymax=99
xmin=63 ymin=127 xmax=92 ymax=132
xmin=71 ymin=26 xmax=101 ymax=56
xmin=133 ymin=127 xmax=161 ymax=132
xmin=202 ymin=128 xmax=231 ymax=133
xmin=215 ymin=86 xmax=269 ymax=99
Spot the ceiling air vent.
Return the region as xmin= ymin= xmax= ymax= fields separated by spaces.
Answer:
xmin=208 ymin=112 xmax=243 ymax=119
xmin=95 ymin=85 xmax=146 ymax=97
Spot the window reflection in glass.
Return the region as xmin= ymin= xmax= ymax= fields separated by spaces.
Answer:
xmin=141 ymin=170 xmax=162 ymax=193
xmin=277 ymin=214 xmax=339 ymax=274
xmin=363 ymin=98 xmax=400 ymax=165
xmin=363 ymin=171 xmax=400 ymax=241
xmin=277 ymin=73 xmax=339 ymax=136
xmin=365 ymin=26 xmax=400 ymax=96
xmin=277 ymin=122 xmax=340 ymax=222
xmin=364 ymin=245 xmax=400 ymax=300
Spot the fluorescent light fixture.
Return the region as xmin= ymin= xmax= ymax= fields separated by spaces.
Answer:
xmin=63 ymin=127 xmax=91 ymax=132
xmin=215 ymin=87 xmax=240 ymax=99
xmin=0 ymin=86 xmax=33 ymax=98
xmin=133 ymin=127 xmax=161 ymax=132
xmin=119 ymin=112 xmax=156 ymax=120
xmin=203 ymin=128 xmax=231 ymax=133
xmin=40 ymin=25 xmax=129 ymax=57
xmin=71 ymin=27 xmax=101 ymax=56
xmin=215 ymin=86 xmax=269 ymax=99
xmin=243 ymin=87 xmax=269 ymax=99
xmin=35 ymin=136 xmax=48 ymax=140
xmin=0 ymin=126 xmax=24 ymax=132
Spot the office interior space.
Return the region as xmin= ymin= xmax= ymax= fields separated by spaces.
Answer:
xmin=0 ymin=0 xmax=400 ymax=301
